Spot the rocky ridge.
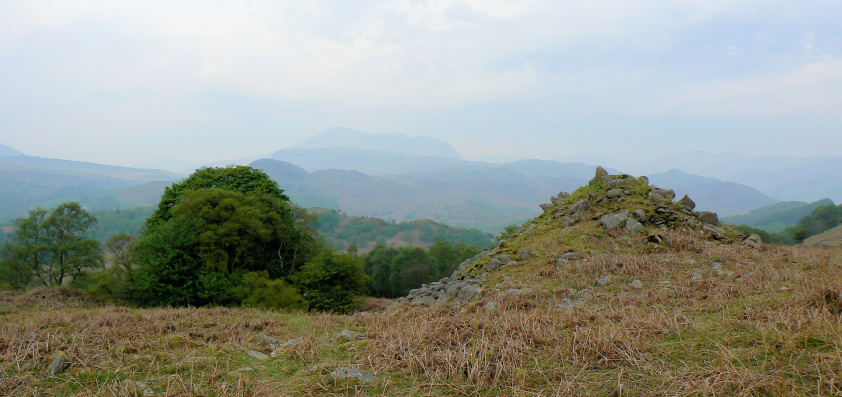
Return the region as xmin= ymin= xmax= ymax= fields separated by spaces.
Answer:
xmin=403 ymin=167 xmax=761 ymax=306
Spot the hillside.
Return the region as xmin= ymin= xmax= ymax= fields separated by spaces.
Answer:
xmin=804 ymin=224 xmax=842 ymax=247
xmin=0 ymin=155 xmax=181 ymax=221
xmin=1 ymin=167 xmax=839 ymax=395
xmin=313 ymin=209 xmax=494 ymax=253
xmin=648 ymin=169 xmax=778 ymax=216
xmin=723 ymin=198 xmax=835 ymax=233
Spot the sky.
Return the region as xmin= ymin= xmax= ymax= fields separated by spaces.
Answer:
xmin=1 ymin=0 xmax=841 ymax=168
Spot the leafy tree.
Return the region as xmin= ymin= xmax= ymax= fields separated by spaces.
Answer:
xmin=292 ymin=252 xmax=369 ymax=313
xmin=389 ymin=247 xmax=431 ymax=297
xmin=242 ymin=271 xmax=307 ymax=311
xmin=147 ymin=165 xmax=289 ymax=230
xmin=0 ymin=204 xmax=103 ymax=288
xmin=364 ymin=245 xmax=399 ymax=297
xmin=129 ymin=188 xmax=316 ymax=306
xmin=105 ymin=233 xmax=136 ymax=283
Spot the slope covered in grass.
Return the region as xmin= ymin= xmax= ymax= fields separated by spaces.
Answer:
xmin=1 ymin=169 xmax=840 ymax=396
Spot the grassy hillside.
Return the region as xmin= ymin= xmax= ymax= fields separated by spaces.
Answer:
xmin=314 ymin=209 xmax=494 ymax=253
xmin=1 ymin=170 xmax=840 ymax=395
xmin=723 ymin=198 xmax=835 ymax=233
xmin=804 ymin=224 xmax=842 ymax=247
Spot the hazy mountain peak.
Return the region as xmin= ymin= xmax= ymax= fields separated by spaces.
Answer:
xmin=290 ymin=127 xmax=464 ymax=160
xmin=0 ymin=143 xmax=24 ymax=156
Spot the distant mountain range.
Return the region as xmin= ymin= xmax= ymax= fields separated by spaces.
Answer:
xmin=0 ymin=144 xmax=23 ymax=156
xmin=722 ymin=199 xmax=835 ymax=233
xmin=2 ymin=128 xmax=836 ymax=233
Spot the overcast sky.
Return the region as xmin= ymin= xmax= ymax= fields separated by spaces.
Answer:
xmin=1 ymin=0 xmax=841 ymax=168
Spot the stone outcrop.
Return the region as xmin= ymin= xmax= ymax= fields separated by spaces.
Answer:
xmin=401 ymin=166 xmax=745 ymax=307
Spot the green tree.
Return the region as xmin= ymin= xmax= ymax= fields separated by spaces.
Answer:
xmin=129 ymin=188 xmax=316 ymax=306
xmin=364 ymin=245 xmax=399 ymax=297
xmin=105 ymin=233 xmax=136 ymax=283
xmin=1 ymin=204 xmax=103 ymax=287
xmin=292 ymin=252 xmax=369 ymax=313
xmin=389 ymin=247 xmax=432 ymax=297
xmin=147 ymin=165 xmax=289 ymax=230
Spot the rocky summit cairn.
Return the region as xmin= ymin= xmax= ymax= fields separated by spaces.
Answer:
xmin=402 ymin=166 xmax=752 ymax=307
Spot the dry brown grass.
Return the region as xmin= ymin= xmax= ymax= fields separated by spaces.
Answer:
xmin=2 ymin=230 xmax=841 ymax=395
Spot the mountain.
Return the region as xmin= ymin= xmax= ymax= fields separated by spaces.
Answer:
xmin=722 ymin=199 xmax=835 ymax=233
xmin=647 ymin=169 xmax=779 ymax=217
xmin=0 ymin=155 xmax=181 ymax=221
xmin=290 ymin=127 xmax=464 ymax=160
xmin=803 ymin=224 xmax=842 ymax=247
xmin=270 ymin=147 xmax=475 ymax=176
xmin=251 ymin=158 xmax=591 ymax=232
xmin=632 ymin=151 xmax=842 ymax=203
xmin=0 ymin=144 xmax=23 ymax=156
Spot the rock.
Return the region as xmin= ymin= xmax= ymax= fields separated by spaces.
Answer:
xmin=270 ymin=337 xmax=304 ymax=357
xmin=685 ymin=259 xmax=696 ymax=265
xmin=247 ymin=350 xmax=269 ymax=361
xmin=647 ymin=233 xmax=664 ymax=244
xmin=691 ymin=272 xmax=702 ymax=281
xmin=625 ymin=218 xmax=644 ymax=234
xmin=484 ymin=301 xmax=499 ymax=313
xmin=550 ymin=196 xmax=558 ymax=204
xmin=632 ymin=209 xmax=648 ymax=223
xmin=557 ymin=191 xmax=570 ymax=200
xmin=594 ymin=166 xmax=609 ymax=182
xmin=677 ymin=195 xmax=696 ymax=211
xmin=568 ymin=198 xmax=590 ymax=216
xmin=485 ymin=254 xmax=511 ymax=271
xmin=555 ymin=257 xmax=569 ymax=266
xmin=410 ymin=294 xmax=435 ymax=306
xmin=630 ymin=279 xmax=643 ymax=289
xmin=331 ymin=366 xmax=378 ymax=383
xmin=557 ymin=298 xmax=579 ymax=309
xmin=743 ymin=234 xmax=762 ymax=248
xmin=600 ymin=212 xmax=629 ymax=229
xmin=561 ymin=216 xmax=579 ymax=227
xmin=518 ymin=248 xmax=532 ymax=262
xmin=697 ymin=211 xmax=718 ymax=225
xmin=597 ymin=275 xmax=611 ymax=285
xmin=260 ymin=334 xmax=280 ymax=349
xmin=48 ymin=351 xmax=69 ymax=376
xmin=638 ymin=176 xmax=649 ymax=185
xmin=605 ymin=189 xmax=624 ymax=199
xmin=336 ymin=330 xmax=358 ymax=342
xmin=456 ymin=285 xmax=483 ymax=303
xmin=648 ymin=188 xmax=675 ymax=202
xmin=575 ymin=289 xmax=594 ymax=302
xmin=559 ymin=252 xmax=581 ymax=261
xmin=539 ymin=203 xmax=554 ymax=211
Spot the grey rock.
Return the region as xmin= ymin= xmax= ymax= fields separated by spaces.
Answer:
xmin=677 ymin=195 xmax=696 ymax=211
xmin=594 ymin=166 xmax=609 ymax=182
xmin=556 ymin=298 xmax=579 ymax=309
xmin=561 ymin=216 xmax=579 ymax=228
xmin=625 ymin=218 xmax=644 ymax=234
xmin=698 ymin=211 xmax=719 ymax=225
xmin=539 ymin=203 xmax=554 ymax=211
xmin=411 ymin=295 xmax=435 ymax=306
xmin=648 ymin=188 xmax=675 ymax=202
xmin=560 ymin=252 xmax=581 ymax=261
xmin=456 ymin=285 xmax=483 ymax=303
xmin=597 ymin=275 xmax=611 ymax=285
xmin=48 ymin=351 xmax=69 ymax=376
xmin=484 ymin=301 xmax=499 ymax=313
xmin=605 ymin=189 xmax=624 ymax=199
xmin=600 ymin=212 xmax=629 ymax=229
xmin=518 ymin=248 xmax=532 ymax=261
xmin=248 ymin=350 xmax=269 ymax=361
xmin=555 ymin=257 xmax=569 ymax=266
xmin=331 ymin=366 xmax=378 ymax=383
xmin=685 ymin=259 xmax=696 ymax=265
xmin=270 ymin=337 xmax=304 ymax=357
xmin=632 ymin=209 xmax=648 ymax=223
xmin=336 ymin=330 xmax=358 ymax=342
xmin=743 ymin=234 xmax=762 ymax=248
xmin=711 ymin=261 xmax=723 ymax=270
xmin=568 ymin=198 xmax=590 ymax=216
xmin=550 ymin=196 xmax=558 ymax=204
xmin=486 ymin=254 xmax=511 ymax=271
xmin=630 ymin=279 xmax=644 ymax=289
xmin=691 ymin=272 xmax=702 ymax=281
xmin=575 ymin=289 xmax=594 ymax=302
xmin=557 ymin=191 xmax=570 ymax=200
xmin=638 ymin=176 xmax=649 ymax=185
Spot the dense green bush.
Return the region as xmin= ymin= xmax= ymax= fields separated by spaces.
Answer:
xmin=292 ymin=252 xmax=369 ymax=314
xmin=242 ymin=271 xmax=307 ymax=311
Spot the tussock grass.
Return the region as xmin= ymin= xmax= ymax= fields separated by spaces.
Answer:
xmin=2 ymin=234 xmax=841 ymax=395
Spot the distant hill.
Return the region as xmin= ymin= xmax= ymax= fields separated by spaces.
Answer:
xmin=290 ymin=127 xmax=464 ymax=160
xmin=251 ymin=158 xmax=590 ymax=232
xmin=270 ymin=147 xmax=474 ymax=176
xmin=312 ymin=209 xmax=493 ymax=253
xmin=648 ymin=169 xmax=779 ymax=217
xmin=0 ymin=144 xmax=23 ymax=156
xmin=0 ymin=155 xmax=181 ymax=221
xmin=722 ymin=199 xmax=835 ymax=233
